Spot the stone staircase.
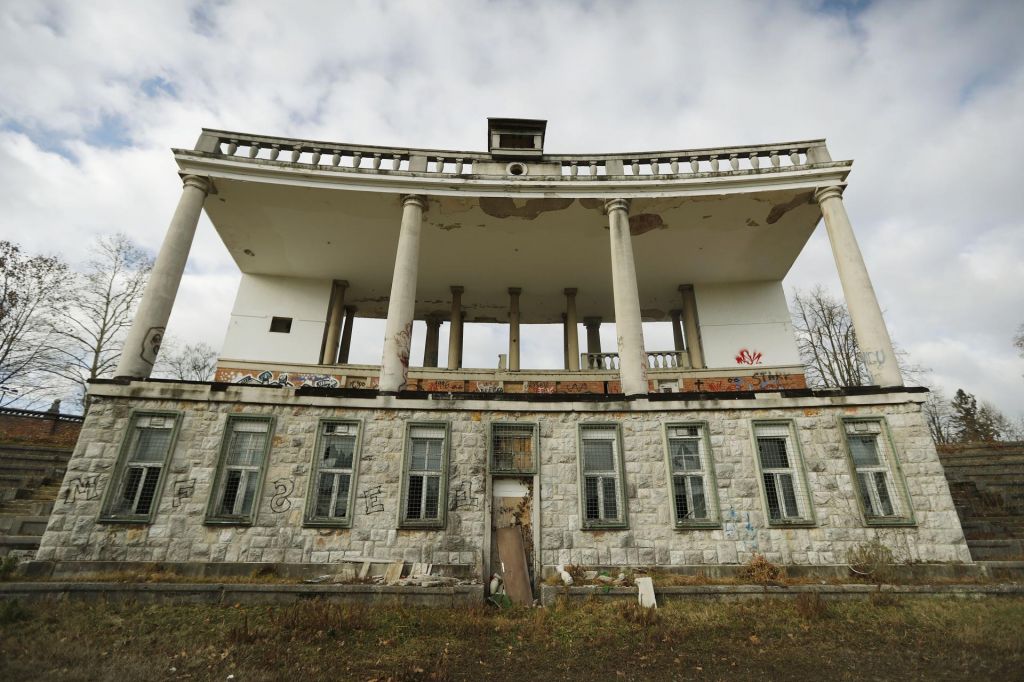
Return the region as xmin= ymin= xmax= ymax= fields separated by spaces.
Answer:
xmin=938 ymin=442 xmax=1024 ymax=561
xmin=0 ymin=445 xmax=73 ymax=558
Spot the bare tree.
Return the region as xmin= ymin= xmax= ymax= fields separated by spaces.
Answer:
xmin=790 ymin=285 xmax=928 ymax=388
xmin=154 ymin=339 xmax=218 ymax=381
xmin=1015 ymin=323 xmax=1023 ymax=379
xmin=923 ymin=388 xmax=955 ymax=445
xmin=0 ymin=241 xmax=71 ymax=407
xmin=47 ymin=234 xmax=152 ymax=406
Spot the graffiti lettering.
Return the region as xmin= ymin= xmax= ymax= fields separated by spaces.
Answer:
xmin=359 ymin=485 xmax=385 ymax=514
xmin=62 ymin=475 xmax=101 ymax=503
xmin=449 ymin=479 xmax=481 ymax=511
xmin=735 ymin=348 xmax=763 ymax=365
xmin=270 ymin=478 xmax=293 ymax=513
xmin=171 ymin=478 xmax=196 ymax=508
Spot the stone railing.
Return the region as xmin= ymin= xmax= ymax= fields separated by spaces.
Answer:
xmin=189 ymin=129 xmax=833 ymax=180
xmin=582 ymin=351 xmax=689 ymax=371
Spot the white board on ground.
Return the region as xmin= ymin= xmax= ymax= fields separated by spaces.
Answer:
xmin=636 ymin=576 xmax=657 ymax=608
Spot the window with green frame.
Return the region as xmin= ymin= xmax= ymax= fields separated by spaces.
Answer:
xmin=399 ymin=423 xmax=449 ymax=528
xmin=100 ymin=412 xmax=180 ymax=522
xmin=579 ymin=424 xmax=627 ymax=529
xmin=666 ymin=423 xmax=719 ymax=527
xmin=489 ymin=422 xmax=537 ymax=473
xmin=842 ymin=419 xmax=914 ymax=525
xmin=752 ymin=422 xmax=814 ymax=525
xmin=206 ymin=415 xmax=274 ymax=525
xmin=305 ymin=420 xmax=360 ymax=526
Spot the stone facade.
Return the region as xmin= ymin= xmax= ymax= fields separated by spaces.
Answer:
xmin=36 ymin=382 xmax=971 ymax=575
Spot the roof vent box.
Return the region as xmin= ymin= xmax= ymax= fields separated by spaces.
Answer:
xmin=487 ymin=117 xmax=547 ymax=159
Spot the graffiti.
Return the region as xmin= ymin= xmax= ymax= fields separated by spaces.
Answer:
xmin=735 ymin=348 xmax=763 ymax=365
xmin=449 ymin=479 xmax=481 ymax=511
xmin=525 ymin=382 xmax=556 ymax=394
xmin=860 ymin=350 xmax=885 ymax=367
xmin=421 ymin=379 xmax=465 ymax=392
xmin=723 ymin=507 xmax=759 ymax=549
xmin=359 ymin=485 xmax=385 ymax=514
xmin=750 ymin=371 xmax=785 ymax=390
xmin=471 ymin=381 xmax=503 ymax=393
xmin=270 ymin=478 xmax=294 ymax=513
xmin=557 ymin=381 xmax=602 ymax=394
xmin=62 ymin=475 xmax=101 ymax=503
xmin=140 ymin=326 xmax=165 ymax=365
xmin=684 ymin=373 xmax=806 ymax=393
xmin=234 ymin=370 xmax=340 ymax=389
xmin=171 ymin=478 xmax=196 ymax=508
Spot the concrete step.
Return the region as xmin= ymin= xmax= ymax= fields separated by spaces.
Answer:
xmin=0 ymin=516 xmax=50 ymax=536
xmin=0 ymin=535 xmax=40 ymax=558
xmin=0 ymin=499 xmax=54 ymax=516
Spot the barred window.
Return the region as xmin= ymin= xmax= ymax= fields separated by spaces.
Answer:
xmin=306 ymin=421 xmax=359 ymax=525
xmin=579 ymin=425 xmax=625 ymax=527
xmin=101 ymin=413 xmax=178 ymax=522
xmin=207 ymin=416 xmax=273 ymax=524
xmin=490 ymin=423 xmax=536 ymax=473
xmin=754 ymin=422 xmax=813 ymax=524
xmin=667 ymin=424 xmax=718 ymax=525
xmin=401 ymin=424 xmax=448 ymax=528
xmin=844 ymin=420 xmax=912 ymax=523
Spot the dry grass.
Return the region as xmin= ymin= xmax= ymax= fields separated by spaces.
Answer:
xmin=1 ymin=596 xmax=1022 ymax=681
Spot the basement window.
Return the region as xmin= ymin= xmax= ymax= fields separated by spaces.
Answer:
xmin=753 ymin=421 xmax=815 ymax=526
xmin=666 ymin=423 xmax=720 ymax=528
xmin=305 ymin=420 xmax=361 ymax=527
xmin=269 ymin=317 xmax=292 ymax=333
xmin=842 ymin=419 xmax=914 ymax=526
xmin=206 ymin=415 xmax=274 ymax=525
xmin=100 ymin=412 xmax=181 ymax=523
xmin=578 ymin=424 xmax=628 ymax=529
xmin=490 ymin=423 xmax=537 ymax=474
xmin=400 ymin=423 xmax=449 ymax=529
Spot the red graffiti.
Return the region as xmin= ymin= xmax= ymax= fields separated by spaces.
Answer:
xmin=735 ymin=349 xmax=763 ymax=365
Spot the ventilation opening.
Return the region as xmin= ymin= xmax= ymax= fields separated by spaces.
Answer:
xmin=507 ymin=162 xmax=527 ymax=176
xmin=500 ymin=133 xmax=535 ymax=149
xmin=269 ymin=317 xmax=292 ymax=333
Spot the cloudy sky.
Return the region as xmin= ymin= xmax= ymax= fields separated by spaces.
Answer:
xmin=1 ymin=0 xmax=1021 ymax=415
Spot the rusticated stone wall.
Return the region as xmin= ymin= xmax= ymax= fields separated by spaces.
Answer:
xmin=36 ymin=383 xmax=969 ymax=574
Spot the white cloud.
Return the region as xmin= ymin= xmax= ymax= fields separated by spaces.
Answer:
xmin=0 ymin=0 xmax=1021 ymax=414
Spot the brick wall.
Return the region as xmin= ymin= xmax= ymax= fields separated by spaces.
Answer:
xmin=0 ymin=408 xmax=84 ymax=448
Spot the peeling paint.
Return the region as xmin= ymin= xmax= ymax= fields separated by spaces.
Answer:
xmin=766 ymin=191 xmax=813 ymax=224
xmin=478 ymin=197 xmax=573 ymax=219
xmin=628 ymin=213 xmax=666 ymax=235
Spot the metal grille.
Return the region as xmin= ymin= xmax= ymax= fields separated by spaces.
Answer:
xmin=491 ymin=423 xmax=535 ymax=471
xmin=111 ymin=417 xmax=175 ymax=516
xmin=580 ymin=426 xmax=621 ymax=523
xmin=405 ymin=426 xmax=445 ymax=521
xmin=845 ymin=421 xmax=903 ymax=518
xmin=216 ymin=418 xmax=270 ymax=517
xmin=668 ymin=425 xmax=713 ymax=522
xmin=754 ymin=423 xmax=810 ymax=522
xmin=312 ymin=422 xmax=356 ymax=520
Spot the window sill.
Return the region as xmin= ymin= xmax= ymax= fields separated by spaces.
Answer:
xmin=582 ymin=522 xmax=629 ymax=531
xmin=203 ymin=517 xmax=255 ymax=526
xmin=303 ymin=519 xmax=353 ymax=529
xmin=863 ymin=517 xmax=916 ymax=527
xmin=398 ymin=521 xmax=446 ymax=530
xmin=97 ymin=516 xmax=152 ymax=525
xmin=765 ymin=520 xmax=816 ymax=528
xmin=674 ymin=521 xmax=721 ymax=531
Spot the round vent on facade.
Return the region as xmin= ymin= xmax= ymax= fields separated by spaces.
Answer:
xmin=506 ymin=162 xmax=527 ymax=176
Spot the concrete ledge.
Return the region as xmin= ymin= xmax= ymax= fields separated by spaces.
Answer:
xmin=0 ymin=582 xmax=484 ymax=607
xmin=540 ymin=582 xmax=1024 ymax=606
xmin=540 ymin=562 xmax=1014 ymax=581
xmin=23 ymin=560 xmax=476 ymax=580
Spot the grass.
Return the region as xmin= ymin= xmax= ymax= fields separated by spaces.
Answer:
xmin=1 ymin=596 xmax=1023 ymax=681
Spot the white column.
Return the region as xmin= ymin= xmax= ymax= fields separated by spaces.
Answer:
xmin=321 ymin=280 xmax=348 ymax=364
xmin=508 ymin=287 xmax=521 ymax=371
xmin=605 ymin=198 xmax=648 ymax=395
xmin=678 ymin=285 xmax=704 ymax=369
xmin=565 ymin=288 xmax=580 ymax=371
xmin=116 ymin=175 xmax=210 ymax=378
xmin=447 ymin=286 xmax=463 ymax=369
xmin=816 ymin=186 xmax=902 ymax=386
xmin=379 ymin=194 xmax=427 ymax=393
xmin=338 ymin=306 xmax=356 ymax=364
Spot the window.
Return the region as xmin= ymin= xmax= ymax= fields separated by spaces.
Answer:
xmin=665 ymin=423 xmax=719 ymax=527
xmin=269 ymin=316 xmax=292 ymax=333
xmin=400 ymin=423 xmax=449 ymax=528
xmin=843 ymin=419 xmax=914 ymax=525
xmin=305 ymin=420 xmax=360 ymax=526
xmin=490 ymin=423 xmax=536 ymax=473
xmin=100 ymin=412 xmax=180 ymax=522
xmin=753 ymin=422 xmax=814 ymax=525
xmin=578 ymin=424 xmax=627 ymax=528
xmin=206 ymin=416 xmax=274 ymax=524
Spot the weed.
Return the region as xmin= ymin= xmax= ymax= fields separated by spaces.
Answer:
xmin=227 ymin=612 xmax=260 ymax=644
xmin=0 ymin=599 xmax=31 ymax=625
xmin=0 ymin=556 xmax=18 ymax=581
xmin=794 ymin=592 xmax=831 ymax=620
xmin=848 ymin=537 xmax=896 ymax=584
xmin=869 ymin=590 xmax=901 ymax=607
xmin=564 ymin=564 xmax=586 ymax=583
xmin=738 ymin=554 xmax=783 ymax=584
xmin=621 ymin=602 xmax=661 ymax=627
xmin=277 ymin=599 xmax=371 ymax=637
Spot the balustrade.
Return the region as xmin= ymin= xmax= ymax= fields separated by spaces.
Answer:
xmin=581 ymin=351 xmax=689 ymax=371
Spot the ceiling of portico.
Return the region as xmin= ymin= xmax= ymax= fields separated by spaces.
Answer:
xmin=203 ymin=179 xmax=823 ymax=323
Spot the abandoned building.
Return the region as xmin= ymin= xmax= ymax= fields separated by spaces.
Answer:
xmin=35 ymin=118 xmax=970 ymax=586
